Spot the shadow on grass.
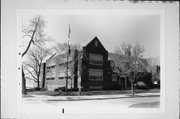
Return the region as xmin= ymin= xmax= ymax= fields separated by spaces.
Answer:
xmin=128 ymin=101 xmax=160 ymax=108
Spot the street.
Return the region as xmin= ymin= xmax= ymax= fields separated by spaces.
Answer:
xmin=20 ymin=94 xmax=160 ymax=113
xmin=43 ymin=96 xmax=159 ymax=113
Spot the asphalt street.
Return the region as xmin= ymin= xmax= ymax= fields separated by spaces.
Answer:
xmin=43 ymin=96 xmax=159 ymax=113
xmin=20 ymin=95 xmax=160 ymax=113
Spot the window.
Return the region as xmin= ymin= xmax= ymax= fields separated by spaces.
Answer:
xmin=46 ymin=77 xmax=55 ymax=80
xmin=89 ymin=86 xmax=102 ymax=90
xmin=47 ymin=65 xmax=55 ymax=69
xmin=58 ymin=76 xmax=71 ymax=80
xmin=89 ymin=60 xmax=103 ymax=66
xmin=58 ymin=77 xmax=64 ymax=80
xmin=89 ymin=53 xmax=103 ymax=66
xmin=89 ymin=69 xmax=103 ymax=81
xmin=89 ymin=76 xmax=103 ymax=81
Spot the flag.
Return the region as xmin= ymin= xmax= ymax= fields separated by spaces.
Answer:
xmin=68 ymin=40 xmax=71 ymax=54
xmin=68 ymin=24 xmax=71 ymax=54
xmin=68 ymin=24 xmax=71 ymax=39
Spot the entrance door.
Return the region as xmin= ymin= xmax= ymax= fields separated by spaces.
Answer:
xmin=120 ymin=76 xmax=126 ymax=89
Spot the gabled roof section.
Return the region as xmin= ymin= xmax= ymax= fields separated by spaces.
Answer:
xmin=84 ymin=36 xmax=107 ymax=52
xmin=46 ymin=49 xmax=75 ymax=64
xmin=45 ymin=53 xmax=57 ymax=62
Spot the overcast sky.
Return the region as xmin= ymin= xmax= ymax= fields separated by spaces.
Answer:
xmin=19 ymin=11 xmax=160 ymax=59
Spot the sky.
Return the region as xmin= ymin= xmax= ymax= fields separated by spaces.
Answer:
xmin=19 ymin=10 xmax=160 ymax=59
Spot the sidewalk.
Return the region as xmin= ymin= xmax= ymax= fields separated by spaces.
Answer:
xmin=24 ymin=92 xmax=160 ymax=101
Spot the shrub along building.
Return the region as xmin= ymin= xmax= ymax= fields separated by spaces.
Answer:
xmin=42 ymin=37 xmax=153 ymax=91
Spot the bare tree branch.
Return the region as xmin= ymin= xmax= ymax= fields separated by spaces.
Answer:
xmin=22 ymin=15 xmax=47 ymax=57
xmin=25 ymin=46 xmax=52 ymax=89
xmin=114 ymin=42 xmax=146 ymax=95
xmin=25 ymin=77 xmax=38 ymax=82
xmin=24 ymin=66 xmax=38 ymax=80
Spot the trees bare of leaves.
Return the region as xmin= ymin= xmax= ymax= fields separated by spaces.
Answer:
xmin=22 ymin=15 xmax=47 ymax=57
xmin=24 ymin=46 xmax=52 ymax=89
xmin=115 ymin=42 xmax=145 ymax=95
xmin=22 ymin=15 xmax=47 ymax=95
xmin=53 ymin=43 xmax=82 ymax=55
xmin=52 ymin=43 xmax=82 ymax=92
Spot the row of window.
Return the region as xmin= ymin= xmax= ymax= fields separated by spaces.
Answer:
xmin=89 ymin=69 xmax=103 ymax=81
xmin=89 ymin=76 xmax=103 ymax=81
xmin=47 ymin=61 xmax=72 ymax=70
xmin=47 ymin=53 xmax=103 ymax=70
xmin=47 ymin=65 xmax=55 ymax=69
xmin=89 ymin=60 xmax=103 ymax=66
xmin=89 ymin=69 xmax=103 ymax=76
xmin=58 ymin=76 xmax=71 ymax=80
xmin=46 ymin=78 xmax=55 ymax=80
xmin=89 ymin=86 xmax=102 ymax=90
xmin=59 ymin=61 xmax=72 ymax=67
xmin=47 ymin=77 xmax=118 ymax=82
xmin=46 ymin=76 xmax=71 ymax=80
xmin=47 ymin=76 xmax=118 ymax=81
xmin=89 ymin=53 xmax=103 ymax=61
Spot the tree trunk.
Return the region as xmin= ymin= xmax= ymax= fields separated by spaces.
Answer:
xmin=42 ymin=63 xmax=46 ymax=89
xmin=78 ymin=71 xmax=81 ymax=96
xmin=22 ymin=66 xmax=27 ymax=95
xmin=37 ymin=77 xmax=40 ymax=90
xmin=131 ymin=81 xmax=134 ymax=96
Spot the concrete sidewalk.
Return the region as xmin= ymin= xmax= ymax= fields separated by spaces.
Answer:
xmin=24 ymin=92 xmax=160 ymax=101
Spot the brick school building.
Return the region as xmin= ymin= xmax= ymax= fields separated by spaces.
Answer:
xmin=42 ymin=37 xmax=152 ymax=91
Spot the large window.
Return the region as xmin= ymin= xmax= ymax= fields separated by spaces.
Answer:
xmin=89 ymin=69 xmax=103 ymax=81
xmin=89 ymin=53 xmax=103 ymax=66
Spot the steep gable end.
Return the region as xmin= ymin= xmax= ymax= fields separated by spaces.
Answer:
xmin=85 ymin=36 xmax=107 ymax=53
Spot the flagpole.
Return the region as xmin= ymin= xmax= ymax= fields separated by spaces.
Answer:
xmin=66 ymin=24 xmax=71 ymax=93
xmin=66 ymin=43 xmax=68 ymax=93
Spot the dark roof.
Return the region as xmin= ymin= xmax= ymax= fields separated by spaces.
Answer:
xmin=83 ymin=36 xmax=108 ymax=52
xmin=81 ymin=36 xmax=99 ymax=47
